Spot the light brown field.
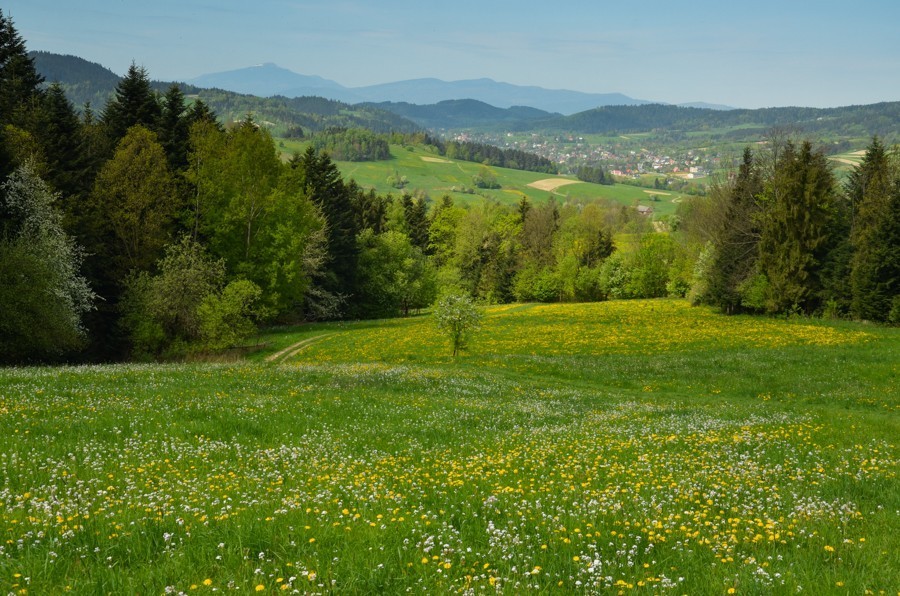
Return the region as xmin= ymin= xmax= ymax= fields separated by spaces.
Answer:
xmin=643 ymin=190 xmax=672 ymax=196
xmin=527 ymin=178 xmax=581 ymax=192
xmin=420 ymin=156 xmax=452 ymax=164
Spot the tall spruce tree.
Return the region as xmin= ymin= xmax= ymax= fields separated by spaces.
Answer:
xmin=293 ymin=146 xmax=359 ymax=308
xmin=0 ymin=10 xmax=44 ymax=190
xmin=158 ymin=84 xmax=190 ymax=172
xmin=351 ymin=187 xmax=390 ymax=235
xmin=0 ymin=10 xmax=44 ymax=128
xmin=184 ymin=99 xmax=220 ymax=129
xmin=33 ymin=84 xmax=88 ymax=199
xmin=848 ymin=137 xmax=900 ymax=321
xmin=757 ymin=141 xmax=837 ymax=314
xmin=705 ymin=147 xmax=763 ymax=313
xmin=102 ymin=62 xmax=161 ymax=143
xmin=404 ymin=194 xmax=430 ymax=252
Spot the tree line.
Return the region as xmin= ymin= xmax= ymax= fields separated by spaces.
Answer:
xmin=310 ymin=128 xmax=391 ymax=161
xmin=439 ymin=140 xmax=557 ymax=174
xmin=555 ymin=103 xmax=900 ymax=142
xmin=686 ymin=135 xmax=899 ymax=321
xmin=2 ymin=13 xmax=897 ymax=364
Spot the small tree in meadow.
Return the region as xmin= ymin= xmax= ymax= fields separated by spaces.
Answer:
xmin=434 ymin=291 xmax=482 ymax=357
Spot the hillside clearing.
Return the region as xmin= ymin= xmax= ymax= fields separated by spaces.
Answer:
xmin=6 ymin=301 xmax=895 ymax=593
xmin=0 ymin=300 xmax=900 ymax=594
xmin=527 ymin=178 xmax=582 ymax=191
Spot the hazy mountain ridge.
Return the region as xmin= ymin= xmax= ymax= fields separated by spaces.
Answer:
xmin=30 ymin=52 xmax=900 ymax=142
xmin=190 ymin=63 xmax=346 ymax=97
xmin=188 ymin=65 xmax=654 ymax=114
xmin=29 ymin=52 xmax=420 ymax=134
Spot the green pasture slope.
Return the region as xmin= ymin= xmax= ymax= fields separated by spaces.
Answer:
xmin=1 ymin=300 xmax=898 ymax=594
xmin=278 ymin=140 xmax=683 ymax=216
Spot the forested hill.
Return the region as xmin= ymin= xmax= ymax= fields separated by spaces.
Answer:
xmin=352 ymin=95 xmax=900 ymax=141
xmin=364 ymin=99 xmax=557 ymax=130
xmin=29 ymin=51 xmax=126 ymax=109
xmin=196 ymin=91 xmax=420 ymax=134
xmin=29 ymin=51 xmax=420 ymax=134
xmin=543 ymin=102 xmax=900 ymax=140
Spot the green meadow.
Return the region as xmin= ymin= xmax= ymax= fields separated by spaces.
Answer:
xmin=1 ymin=299 xmax=897 ymax=594
xmin=277 ymin=140 xmax=684 ymax=216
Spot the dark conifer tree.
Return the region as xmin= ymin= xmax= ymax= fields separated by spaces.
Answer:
xmin=848 ymin=137 xmax=900 ymax=321
xmin=0 ymin=10 xmax=44 ymax=128
xmin=294 ymin=146 xmax=359 ymax=307
xmin=351 ymin=187 xmax=389 ymax=235
xmin=705 ymin=147 xmax=763 ymax=313
xmin=758 ymin=141 xmax=837 ymax=314
xmin=102 ymin=62 xmax=161 ymax=142
xmin=404 ymin=195 xmax=430 ymax=252
xmin=185 ymin=99 xmax=220 ymax=129
xmin=0 ymin=10 xmax=45 ymax=192
xmin=158 ymin=84 xmax=190 ymax=171
xmin=33 ymin=84 xmax=88 ymax=199
xmin=517 ymin=196 xmax=531 ymax=224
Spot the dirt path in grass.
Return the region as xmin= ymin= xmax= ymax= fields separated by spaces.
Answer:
xmin=266 ymin=333 xmax=333 ymax=363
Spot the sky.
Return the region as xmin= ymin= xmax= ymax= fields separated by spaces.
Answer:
xmin=6 ymin=0 xmax=900 ymax=109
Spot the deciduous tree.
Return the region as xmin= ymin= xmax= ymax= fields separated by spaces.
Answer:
xmin=433 ymin=291 xmax=482 ymax=357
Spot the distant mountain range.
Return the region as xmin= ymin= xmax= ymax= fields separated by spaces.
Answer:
xmin=28 ymin=52 xmax=421 ymax=134
xmin=187 ymin=63 xmax=663 ymax=114
xmin=30 ymin=51 xmax=900 ymax=143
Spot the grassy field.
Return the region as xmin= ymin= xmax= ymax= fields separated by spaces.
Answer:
xmin=277 ymin=140 xmax=684 ymax=216
xmin=1 ymin=300 xmax=898 ymax=594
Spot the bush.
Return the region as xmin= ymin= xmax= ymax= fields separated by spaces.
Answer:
xmin=198 ymin=280 xmax=263 ymax=351
xmin=889 ymin=296 xmax=900 ymax=326
xmin=738 ymin=272 xmax=769 ymax=313
xmin=121 ymin=236 xmax=225 ymax=359
xmin=574 ymin=265 xmax=605 ymax=302
xmin=599 ymin=252 xmax=632 ymax=299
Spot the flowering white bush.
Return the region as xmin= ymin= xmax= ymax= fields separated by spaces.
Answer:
xmin=433 ymin=291 xmax=482 ymax=357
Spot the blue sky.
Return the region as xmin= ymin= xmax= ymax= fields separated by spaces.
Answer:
xmin=6 ymin=0 xmax=900 ymax=108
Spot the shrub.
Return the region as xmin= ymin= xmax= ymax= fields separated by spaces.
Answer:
xmin=198 ymin=280 xmax=263 ymax=351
